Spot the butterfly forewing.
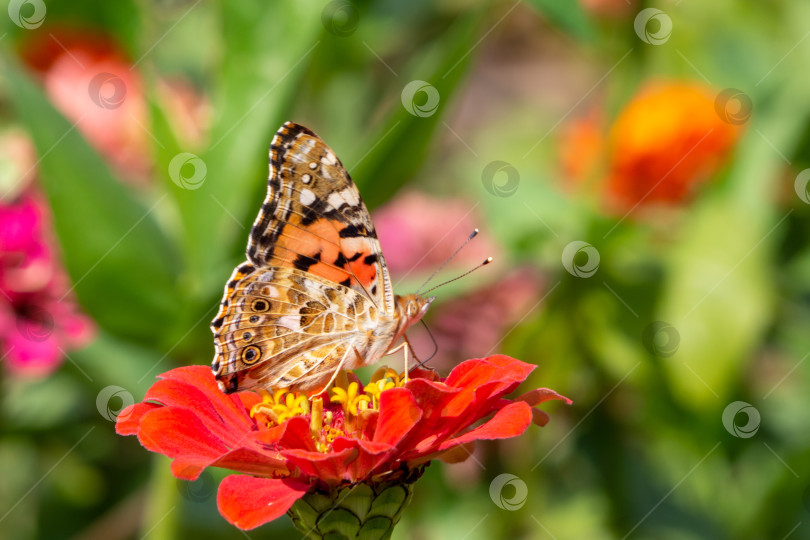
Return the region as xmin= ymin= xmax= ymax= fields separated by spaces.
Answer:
xmin=246 ymin=122 xmax=394 ymax=313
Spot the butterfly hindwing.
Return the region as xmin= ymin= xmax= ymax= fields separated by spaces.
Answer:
xmin=212 ymin=266 xmax=386 ymax=393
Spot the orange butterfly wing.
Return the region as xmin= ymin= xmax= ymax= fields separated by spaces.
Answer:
xmin=245 ymin=122 xmax=393 ymax=313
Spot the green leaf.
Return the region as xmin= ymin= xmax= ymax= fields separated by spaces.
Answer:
xmin=657 ymin=86 xmax=807 ymax=407
xmin=2 ymin=52 xmax=179 ymax=343
xmin=352 ymin=12 xmax=481 ymax=209
xmin=525 ymin=0 xmax=596 ymax=42
xmin=171 ymin=0 xmax=324 ymax=303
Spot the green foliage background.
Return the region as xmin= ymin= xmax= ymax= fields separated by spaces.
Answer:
xmin=1 ymin=1 xmax=810 ymax=539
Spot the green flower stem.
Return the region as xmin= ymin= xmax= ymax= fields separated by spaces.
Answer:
xmin=287 ymin=468 xmax=424 ymax=540
xmin=139 ymin=455 xmax=179 ymax=540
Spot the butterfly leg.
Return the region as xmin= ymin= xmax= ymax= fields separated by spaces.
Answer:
xmin=385 ymin=337 xmax=420 ymax=383
xmin=402 ymin=336 xmax=424 ymax=383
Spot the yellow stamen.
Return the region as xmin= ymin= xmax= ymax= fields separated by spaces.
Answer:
xmin=330 ymin=381 xmax=371 ymax=416
xmin=250 ymin=388 xmax=309 ymax=425
xmin=315 ymin=425 xmax=346 ymax=453
xmin=363 ymin=366 xmax=407 ymax=408
xmin=310 ymin=396 xmax=323 ymax=437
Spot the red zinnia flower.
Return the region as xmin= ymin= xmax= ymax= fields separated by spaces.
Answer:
xmin=117 ymin=356 xmax=568 ymax=533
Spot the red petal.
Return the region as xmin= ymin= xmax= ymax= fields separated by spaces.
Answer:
xmin=373 ymin=388 xmax=422 ymax=446
xmin=396 ymin=379 xmax=460 ymax=449
xmin=445 ymin=356 xmax=534 ymax=390
xmin=214 ymin=447 xmax=290 ymax=477
xmin=115 ymin=402 xmax=158 ymax=435
xmin=162 ymin=366 xmax=258 ymax=424
xmin=282 ymin=447 xmax=358 ymax=483
xmin=481 ymin=354 xmax=537 ymax=376
xmin=172 ymin=446 xmax=291 ymax=481
xmin=432 ymin=401 xmax=533 ymax=453
xmin=408 ymin=366 xmax=439 ymax=382
xmin=237 ymin=392 xmax=262 ymax=410
xmin=171 ymin=456 xmax=213 ymax=481
xmin=253 ymin=416 xmax=316 ymax=452
xmin=217 ymin=475 xmax=309 ymax=530
xmin=515 ymin=387 xmax=573 ymax=407
xmin=532 ymin=408 xmax=550 ymax=427
xmin=332 ymin=438 xmax=394 ymax=479
xmin=145 ymin=368 xmax=257 ymax=444
xmin=137 ymin=407 xmax=228 ymax=460
xmin=440 ymin=357 xmax=532 ymax=418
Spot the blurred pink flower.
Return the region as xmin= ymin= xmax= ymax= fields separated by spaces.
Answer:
xmin=373 ymin=192 xmax=537 ymax=369
xmin=21 ymin=27 xmax=152 ymax=185
xmin=373 ymin=191 xmax=497 ymax=277
xmin=157 ymin=77 xmax=211 ymax=149
xmin=410 ymin=267 xmax=545 ymax=370
xmin=0 ymin=131 xmax=94 ymax=377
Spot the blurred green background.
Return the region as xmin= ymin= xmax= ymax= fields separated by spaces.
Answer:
xmin=1 ymin=0 xmax=809 ymax=538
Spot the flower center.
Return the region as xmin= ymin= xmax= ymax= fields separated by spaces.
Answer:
xmin=250 ymin=367 xmax=408 ymax=452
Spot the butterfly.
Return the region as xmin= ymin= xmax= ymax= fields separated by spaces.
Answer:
xmin=210 ymin=122 xmax=433 ymax=395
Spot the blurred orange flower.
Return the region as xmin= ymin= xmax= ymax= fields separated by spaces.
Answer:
xmin=605 ymin=81 xmax=741 ymax=210
xmin=559 ymin=107 xmax=605 ymax=190
xmin=560 ymin=81 xmax=742 ymax=213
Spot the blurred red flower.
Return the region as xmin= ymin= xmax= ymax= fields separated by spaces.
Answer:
xmin=21 ymin=27 xmax=152 ymax=184
xmin=0 ymin=131 xmax=94 ymax=376
xmin=580 ymin=0 xmax=637 ymax=18
xmin=560 ymin=81 xmax=741 ymax=213
xmin=117 ymin=357 xmax=569 ymax=530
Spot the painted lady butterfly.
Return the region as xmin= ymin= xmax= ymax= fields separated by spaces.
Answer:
xmin=211 ymin=122 xmax=432 ymax=394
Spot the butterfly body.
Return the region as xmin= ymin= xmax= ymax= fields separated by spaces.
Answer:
xmin=211 ymin=122 xmax=431 ymax=394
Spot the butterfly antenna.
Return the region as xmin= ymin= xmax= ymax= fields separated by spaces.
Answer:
xmin=416 ymin=229 xmax=481 ymax=295
xmin=411 ymin=319 xmax=438 ymax=370
xmin=419 ymin=257 xmax=492 ymax=296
